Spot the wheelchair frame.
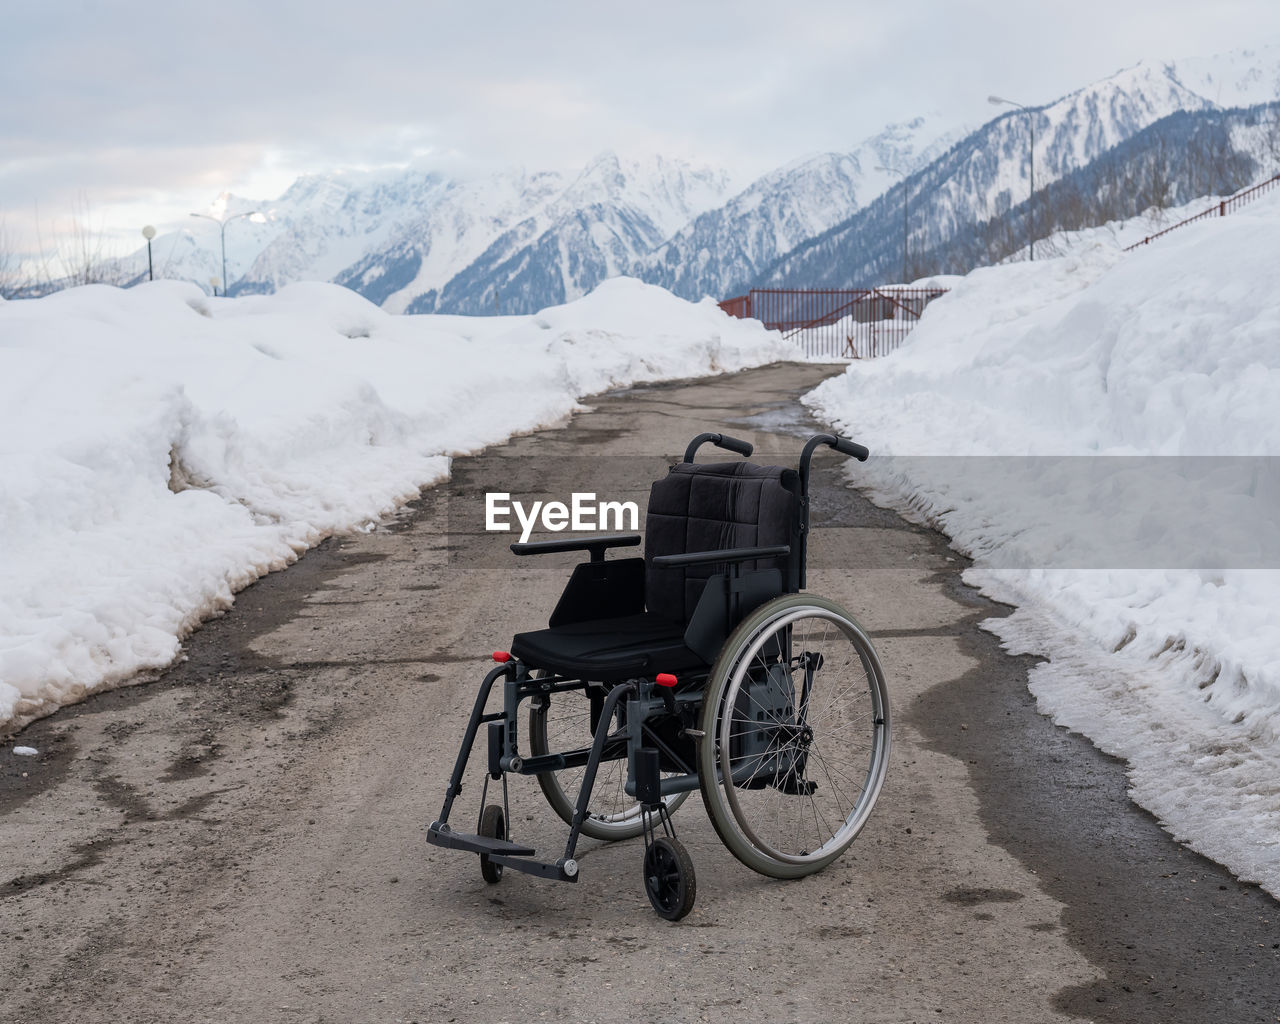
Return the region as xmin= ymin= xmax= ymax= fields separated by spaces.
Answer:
xmin=427 ymin=432 xmax=891 ymax=919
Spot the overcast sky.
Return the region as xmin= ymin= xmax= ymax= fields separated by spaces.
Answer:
xmin=3 ymin=0 xmax=1280 ymax=259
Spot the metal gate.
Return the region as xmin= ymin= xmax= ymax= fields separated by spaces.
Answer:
xmin=718 ymin=287 xmax=947 ymax=359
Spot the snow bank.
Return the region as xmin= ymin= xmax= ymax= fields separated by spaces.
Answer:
xmin=0 ymin=277 xmax=790 ymax=731
xmin=805 ymin=191 xmax=1280 ymax=896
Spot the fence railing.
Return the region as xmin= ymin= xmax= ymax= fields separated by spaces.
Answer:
xmin=1123 ymin=172 xmax=1280 ymax=252
xmin=718 ymin=287 xmax=949 ymax=359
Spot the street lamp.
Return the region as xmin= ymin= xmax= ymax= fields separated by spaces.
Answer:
xmin=875 ymin=165 xmax=909 ymax=284
xmin=189 ymin=210 xmax=259 ymax=295
xmin=209 ymin=276 xmax=221 ymax=297
xmin=989 ymin=94 xmax=1037 ymax=261
xmin=141 ymin=225 xmax=156 ymax=281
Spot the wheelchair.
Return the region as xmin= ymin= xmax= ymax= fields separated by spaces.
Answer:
xmin=427 ymin=432 xmax=891 ymax=920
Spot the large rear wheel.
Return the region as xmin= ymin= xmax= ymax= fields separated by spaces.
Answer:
xmin=698 ymin=595 xmax=891 ymax=878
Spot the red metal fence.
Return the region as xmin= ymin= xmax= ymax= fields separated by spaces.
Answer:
xmin=718 ymin=287 xmax=949 ymax=359
xmin=1124 ymin=172 xmax=1280 ymax=252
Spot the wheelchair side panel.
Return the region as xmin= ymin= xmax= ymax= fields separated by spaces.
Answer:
xmin=682 ymin=567 xmax=783 ymax=663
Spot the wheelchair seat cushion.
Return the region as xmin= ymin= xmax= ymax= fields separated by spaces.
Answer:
xmin=510 ymin=612 xmax=707 ymax=683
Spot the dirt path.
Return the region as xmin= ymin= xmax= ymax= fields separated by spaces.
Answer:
xmin=2 ymin=362 xmax=1277 ymax=1024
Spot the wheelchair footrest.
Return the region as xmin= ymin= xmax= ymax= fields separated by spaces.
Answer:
xmin=427 ymin=822 xmax=580 ymax=882
xmin=427 ymin=821 xmax=536 ymax=857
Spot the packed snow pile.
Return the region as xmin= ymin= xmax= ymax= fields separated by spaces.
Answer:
xmin=805 ymin=190 xmax=1280 ymax=896
xmin=0 ymin=277 xmax=790 ymax=731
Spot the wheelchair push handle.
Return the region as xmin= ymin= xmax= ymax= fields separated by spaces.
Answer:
xmin=801 ymin=432 xmax=868 ymax=467
xmin=683 ymin=432 xmax=754 ymax=463
xmin=799 ymin=433 xmax=869 ymax=499
xmin=833 ymin=436 xmax=870 ymax=461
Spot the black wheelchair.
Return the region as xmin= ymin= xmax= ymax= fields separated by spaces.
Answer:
xmin=427 ymin=432 xmax=891 ymax=919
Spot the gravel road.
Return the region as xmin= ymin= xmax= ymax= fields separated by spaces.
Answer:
xmin=2 ymin=362 xmax=1276 ymax=1024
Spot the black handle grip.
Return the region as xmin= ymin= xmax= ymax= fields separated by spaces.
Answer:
xmin=683 ymin=432 xmax=754 ymax=462
xmin=800 ymin=433 xmax=870 ymax=472
xmin=833 ymin=437 xmax=870 ymax=462
xmin=716 ymin=434 xmax=754 ymax=457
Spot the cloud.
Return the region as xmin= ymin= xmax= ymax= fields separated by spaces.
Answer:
xmin=3 ymin=0 xmax=1280 ymax=256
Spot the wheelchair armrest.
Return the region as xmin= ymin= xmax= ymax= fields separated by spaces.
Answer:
xmin=510 ymin=533 xmax=641 ymax=562
xmin=651 ymin=545 xmax=790 ymax=569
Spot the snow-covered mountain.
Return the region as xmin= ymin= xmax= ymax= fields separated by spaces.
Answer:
xmin=638 ymin=117 xmax=963 ymax=302
xmin=112 ymin=44 xmax=1280 ymax=310
xmin=124 ymin=154 xmax=735 ymax=311
xmin=948 ymin=51 xmax=1278 ymax=224
xmin=234 ymin=171 xmax=468 ymax=297
xmin=393 ymin=152 xmax=733 ymax=314
xmin=759 ymin=46 xmax=1280 ymax=288
xmin=127 ymin=171 xmax=442 ymax=295
xmin=1172 ymin=46 xmax=1280 ymax=109
xmin=321 ymin=167 xmax=567 ymax=312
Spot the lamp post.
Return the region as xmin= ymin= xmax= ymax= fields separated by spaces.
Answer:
xmin=209 ymin=276 xmax=220 ymax=297
xmin=189 ymin=210 xmax=259 ymax=295
xmin=141 ymin=225 xmax=156 ymax=281
xmin=875 ymin=165 xmax=909 ymax=284
xmin=989 ymin=94 xmax=1036 ymax=261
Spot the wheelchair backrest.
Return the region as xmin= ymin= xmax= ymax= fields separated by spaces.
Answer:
xmin=644 ymin=461 xmax=802 ymax=624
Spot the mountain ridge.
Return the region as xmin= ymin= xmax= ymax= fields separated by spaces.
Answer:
xmin=103 ymin=44 xmax=1280 ymax=310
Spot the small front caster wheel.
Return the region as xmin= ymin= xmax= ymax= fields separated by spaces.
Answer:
xmin=643 ymin=836 xmax=696 ymax=920
xmin=479 ymin=804 xmax=505 ymax=884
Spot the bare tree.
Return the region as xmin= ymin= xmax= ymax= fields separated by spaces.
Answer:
xmin=7 ymin=197 xmax=132 ymax=296
xmin=1262 ymin=103 xmax=1280 ymax=173
xmin=0 ymin=217 xmax=19 ymax=298
xmin=1143 ymin=135 xmax=1175 ymax=222
xmin=56 ymin=195 xmax=127 ymax=287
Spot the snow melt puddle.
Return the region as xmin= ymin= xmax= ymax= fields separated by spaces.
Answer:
xmin=731 ymin=402 xmax=815 ymax=441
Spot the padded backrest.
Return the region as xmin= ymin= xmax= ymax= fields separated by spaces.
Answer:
xmin=644 ymin=461 xmax=801 ymax=624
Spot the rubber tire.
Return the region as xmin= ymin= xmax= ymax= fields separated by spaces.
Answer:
xmin=479 ymin=803 xmax=505 ymax=884
xmin=643 ymin=836 xmax=696 ymax=921
xmin=528 ymin=683 xmax=689 ymax=841
xmin=697 ymin=594 xmax=891 ymax=879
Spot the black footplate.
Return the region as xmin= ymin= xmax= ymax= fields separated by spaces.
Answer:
xmin=428 ymin=821 xmax=580 ymax=882
xmin=428 ymin=821 xmax=536 ymax=857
